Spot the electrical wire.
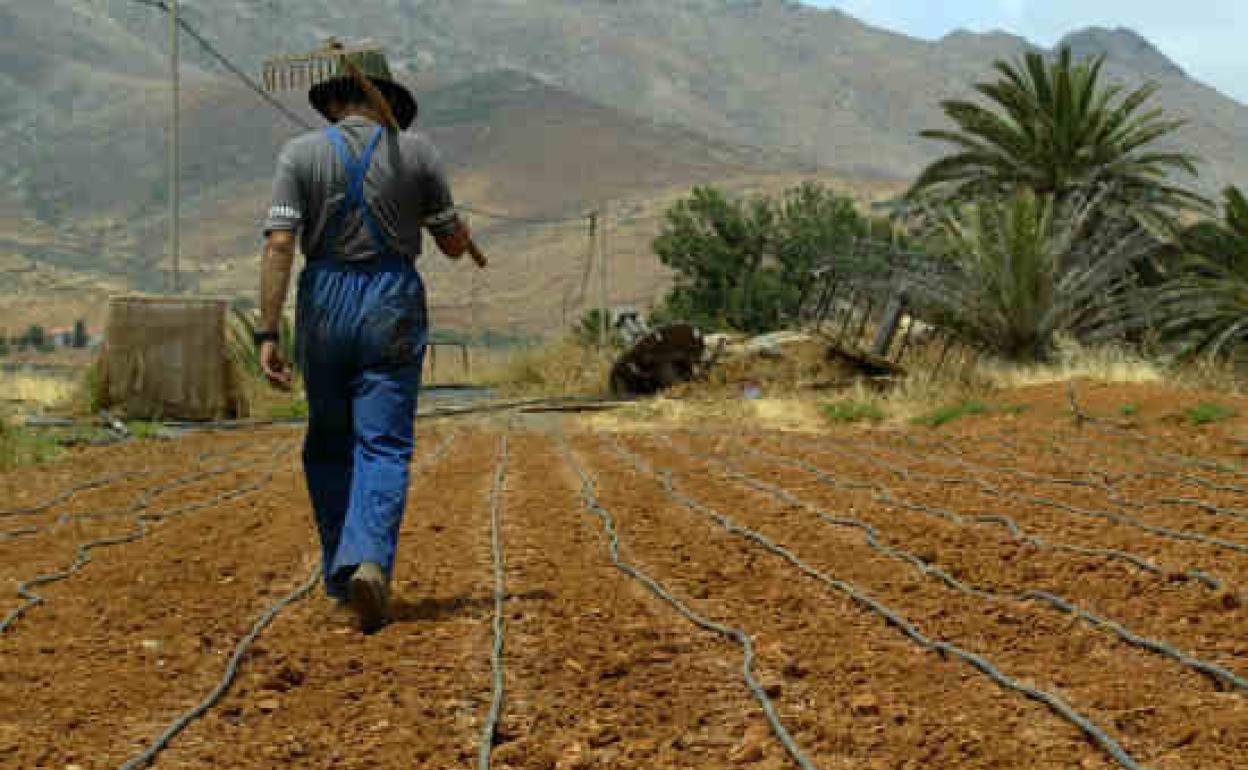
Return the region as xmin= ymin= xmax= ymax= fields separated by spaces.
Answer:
xmin=127 ymin=0 xmax=314 ymax=130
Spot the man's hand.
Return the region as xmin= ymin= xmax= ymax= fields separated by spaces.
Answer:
xmin=260 ymin=340 xmax=294 ymax=391
xmin=435 ymin=219 xmax=488 ymax=268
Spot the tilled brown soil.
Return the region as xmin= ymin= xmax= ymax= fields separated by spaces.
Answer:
xmin=1 ymin=384 xmax=1247 ymax=769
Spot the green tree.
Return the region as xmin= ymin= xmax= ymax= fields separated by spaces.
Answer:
xmin=653 ymin=183 xmax=871 ymax=333
xmin=23 ymin=325 xmax=46 ymax=350
xmin=909 ymin=47 xmax=1204 ymax=216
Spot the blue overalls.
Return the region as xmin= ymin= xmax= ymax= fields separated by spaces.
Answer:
xmin=296 ymin=125 xmax=428 ymax=601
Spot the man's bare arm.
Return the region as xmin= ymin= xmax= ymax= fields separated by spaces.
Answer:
xmin=260 ymin=230 xmax=298 ymax=332
xmin=434 ymin=219 xmax=488 ymax=267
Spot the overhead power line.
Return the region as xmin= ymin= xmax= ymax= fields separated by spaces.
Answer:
xmin=128 ymin=0 xmax=314 ymax=130
xmin=126 ymin=0 xmax=605 ymax=227
xmin=457 ymin=204 xmax=597 ymax=225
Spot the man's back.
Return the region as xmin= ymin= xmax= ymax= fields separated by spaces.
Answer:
xmin=264 ymin=117 xmax=458 ymax=262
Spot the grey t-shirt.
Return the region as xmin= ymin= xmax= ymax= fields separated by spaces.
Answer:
xmin=263 ymin=117 xmax=458 ymax=261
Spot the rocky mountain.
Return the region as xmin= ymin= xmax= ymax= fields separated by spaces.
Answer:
xmin=4 ymin=0 xmax=1247 ymax=331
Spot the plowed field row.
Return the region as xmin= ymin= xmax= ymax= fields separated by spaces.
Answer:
xmin=1 ymin=417 xmax=1245 ymax=769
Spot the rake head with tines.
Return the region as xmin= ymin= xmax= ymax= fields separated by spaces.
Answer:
xmin=263 ymin=38 xmax=400 ymax=130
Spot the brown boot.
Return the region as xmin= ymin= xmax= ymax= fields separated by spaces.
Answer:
xmin=349 ymin=562 xmax=389 ymax=634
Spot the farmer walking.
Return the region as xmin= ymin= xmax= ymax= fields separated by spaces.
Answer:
xmin=256 ymin=45 xmax=485 ymax=633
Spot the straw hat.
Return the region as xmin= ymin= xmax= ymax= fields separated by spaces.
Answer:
xmin=308 ymin=48 xmax=418 ymax=130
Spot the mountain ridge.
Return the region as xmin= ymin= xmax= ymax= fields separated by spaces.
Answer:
xmin=3 ymin=1 xmax=1246 ymax=332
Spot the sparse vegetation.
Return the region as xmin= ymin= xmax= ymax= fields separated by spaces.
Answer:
xmin=1185 ymin=403 xmax=1237 ymax=426
xmin=268 ymin=398 xmax=309 ymax=421
xmin=0 ymin=420 xmax=62 ymax=471
xmin=1119 ymin=404 xmax=1139 ymax=417
xmin=822 ymin=400 xmax=886 ymax=424
xmin=125 ymin=421 xmax=164 ymax=439
xmin=911 ymin=400 xmax=992 ymax=427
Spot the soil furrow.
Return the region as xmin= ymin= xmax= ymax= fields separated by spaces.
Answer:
xmin=573 ymin=433 xmax=1125 ymax=770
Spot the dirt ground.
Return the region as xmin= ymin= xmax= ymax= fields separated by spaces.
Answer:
xmin=1 ymin=381 xmax=1246 ymax=769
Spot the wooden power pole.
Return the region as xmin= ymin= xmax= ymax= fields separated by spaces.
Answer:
xmin=598 ymin=201 xmax=609 ymax=348
xmin=169 ymin=0 xmax=181 ymax=294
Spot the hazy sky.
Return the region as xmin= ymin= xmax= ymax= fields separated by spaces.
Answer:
xmin=804 ymin=1 xmax=1247 ymax=103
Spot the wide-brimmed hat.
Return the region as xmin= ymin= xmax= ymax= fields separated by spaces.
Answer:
xmin=308 ymin=48 xmax=417 ymax=130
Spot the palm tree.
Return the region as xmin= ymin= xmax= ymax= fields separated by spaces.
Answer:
xmin=906 ymin=190 xmax=1157 ymax=362
xmin=909 ymin=47 xmax=1205 ymax=215
xmin=1118 ymin=187 xmax=1248 ymax=359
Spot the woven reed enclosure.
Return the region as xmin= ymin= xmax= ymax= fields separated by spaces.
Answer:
xmin=101 ymin=296 xmax=247 ymax=421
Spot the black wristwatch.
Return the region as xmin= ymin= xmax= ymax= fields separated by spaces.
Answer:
xmin=253 ymin=330 xmax=280 ymax=348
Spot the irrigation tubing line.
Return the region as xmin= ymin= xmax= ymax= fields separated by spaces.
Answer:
xmin=0 ymin=446 xmax=235 ymax=520
xmin=115 ymin=562 xmax=321 ymax=770
xmin=0 ymin=441 xmax=288 ymax=540
xmin=918 ymin=432 xmax=1248 ymax=516
xmin=0 ymin=471 xmax=152 ymax=518
xmin=706 ymin=431 xmax=1216 ymax=590
xmin=1 ymin=444 xmax=296 ymax=636
xmin=557 ymin=436 xmax=818 ymax=770
xmin=915 ymin=435 xmax=1248 ymax=556
xmin=606 ymin=438 xmax=1154 ymax=770
xmin=116 ymin=429 xmax=456 ymax=767
xmin=478 ymin=434 xmax=510 ymax=770
xmin=785 ymin=433 xmax=1235 ymax=589
xmin=1061 ymin=431 xmax=1248 ymax=482
xmin=972 ymin=436 xmax=1248 ymax=524
xmin=658 ymin=437 xmax=1248 ymax=695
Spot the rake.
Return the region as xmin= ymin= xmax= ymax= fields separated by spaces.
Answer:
xmin=262 ymin=39 xmax=489 ymax=268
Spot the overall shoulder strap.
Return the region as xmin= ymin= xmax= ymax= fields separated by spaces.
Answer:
xmin=318 ymin=126 xmax=355 ymax=260
xmin=321 ymin=126 xmax=401 ymax=261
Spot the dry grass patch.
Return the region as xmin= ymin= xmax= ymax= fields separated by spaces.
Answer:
xmin=983 ymin=343 xmax=1164 ymax=389
xmin=0 ymin=370 xmax=78 ymax=409
xmin=480 ymin=338 xmax=614 ymax=398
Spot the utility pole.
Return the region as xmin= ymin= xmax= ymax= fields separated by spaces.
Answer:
xmin=470 ymin=271 xmax=480 ymax=344
xmin=169 ymin=0 xmax=181 ymax=294
xmin=598 ymin=201 xmax=609 ymax=348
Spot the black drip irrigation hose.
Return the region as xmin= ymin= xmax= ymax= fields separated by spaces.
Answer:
xmin=0 ymin=443 xmax=297 ymax=636
xmin=787 ymin=433 xmax=1231 ymax=591
xmin=0 ymin=442 xmax=289 ymax=541
xmin=115 ymin=563 xmax=321 ymax=770
xmin=557 ymin=436 xmax=818 ymax=770
xmin=605 ymin=437 xmax=1156 ymax=770
xmin=0 ymin=471 xmax=152 ymax=518
xmin=478 ymin=434 xmax=510 ymax=770
xmin=919 ymin=432 xmax=1248 ymax=524
xmin=116 ymin=430 xmax=458 ymax=768
xmin=657 ymin=436 xmax=1248 ymax=695
xmin=894 ymin=434 xmax=1248 ymax=556
xmin=0 ymin=443 xmax=250 ymax=530
xmin=0 ymin=442 xmax=253 ymax=520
